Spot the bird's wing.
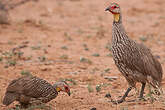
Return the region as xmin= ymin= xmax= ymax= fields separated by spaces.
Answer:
xmin=6 ymin=76 xmax=28 ymax=93
xmin=3 ymin=92 xmax=18 ymax=106
xmin=3 ymin=76 xmax=32 ymax=106
xmin=22 ymin=77 xmax=57 ymax=100
xmin=124 ymin=43 xmax=163 ymax=82
xmin=5 ymin=76 xmax=57 ymax=103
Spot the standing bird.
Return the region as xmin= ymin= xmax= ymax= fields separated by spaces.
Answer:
xmin=3 ymin=76 xmax=70 ymax=107
xmin=105 ymin=3 xmax=163 ymax=103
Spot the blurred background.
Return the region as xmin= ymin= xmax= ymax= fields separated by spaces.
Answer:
xmin=0 ymin=0 xmax=165 ymax=109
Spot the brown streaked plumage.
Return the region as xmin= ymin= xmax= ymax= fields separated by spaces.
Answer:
xmin=3 ymin=76 xmax=70 ymax=107
xmin=105 ymin=3 xmax=163 ymax=104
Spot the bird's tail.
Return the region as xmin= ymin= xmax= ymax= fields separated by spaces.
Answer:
xmin=3 ymin=92 xmax=17 ymax=106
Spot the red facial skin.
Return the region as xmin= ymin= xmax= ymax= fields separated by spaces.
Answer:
xmin=107 ymin=5 xmax=119 ymax=14
xmin=110 ymin=10 xmax=117 ymax=14
xmin=64 ymin=85 xmax=70 ymax=96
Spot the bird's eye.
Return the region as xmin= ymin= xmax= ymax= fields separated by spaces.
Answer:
xmin=65 ymin=86 xmax=68 ymax=90
xmin=114 ymin=6 xmax=117 ymax=8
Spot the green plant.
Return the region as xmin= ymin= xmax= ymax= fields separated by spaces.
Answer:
xmin=60 ymin=54 xmax=68 ymax=59
xmin=96 ymin=85 xmax=101 ymax=92
xmin=31 ymin=45 xmax=41 ymax=50
xmin=139 ymin=36 xmax=148 ymax=42
xmin=105 ymin=42 xmax=112 ymax=51
xmin=6 ymin=60 xmax=16 ymax=66
xmin=38 ymin=56 xmax=46 ymax=62
xmin=80 ymin=57 xmax=92 ymax=64
xmin=63 ymin=78 xmax=77 ymax=85
xmin=104 ymin=68 xmax=111 ymax=73
xmin=106 ymin=53 xmax=112 ymax=57
xmin=61 ymin=46 xmax=68 ymax=50
xmin=82 ymin=44 xmax=89 ymax=51
xmin=17 ymin=51 xmax=24 ymax=58
xmin=20 ymin=70 xmax=31 ymax=76
xmin=92 ymin=53 xmax=100 ymax=57
xmin=87 ymin=84 xmax=94 ymax=93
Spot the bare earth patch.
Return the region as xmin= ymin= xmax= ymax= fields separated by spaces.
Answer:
xmin=0 ymin=0 xmax=165 ymax=110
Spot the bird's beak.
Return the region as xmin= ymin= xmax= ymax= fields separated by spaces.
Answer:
xmin=105 ymin=7 xmax=110 ymax=11
xmin=67 ymin=91 xmax=71 ymax=96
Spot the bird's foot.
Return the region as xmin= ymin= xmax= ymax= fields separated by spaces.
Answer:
xmin=109 ymin=98 xmax=125 ymax=104
xmin=137 ymin=97 xmax=147 ymax=101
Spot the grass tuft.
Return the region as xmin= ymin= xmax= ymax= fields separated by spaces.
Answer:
xmin=92 ymin=53 xmax=100 ymax=57
xmin=20 ymin=70 xmax=32 ymax=76
xmin=62 ymin=78 xmax=77 ymax=85
xmin=105 ymin=42 xmax=112 ymax=51
xmin=61 ymin=46 xmax=68 ymax=50
xmin=60 ymin=54 xmax=68 ymax=59
xmin=87 ymin=84 xmax=94 ymax=93
xmin=38 ymin=56 xmax=46 ymax=62
xmin=80 ymin=57 xmax=92 ymax=64
xmin=96 ymin=84 xmax=101 ymax=92
xmin=139 ymin=36 xmax=148 ymax=42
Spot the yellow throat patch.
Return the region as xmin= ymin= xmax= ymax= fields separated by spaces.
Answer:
xmin=114 ymin=14 xmax=120 ymax=22
xmin=56 ymin=87 xmax=61 ymax=92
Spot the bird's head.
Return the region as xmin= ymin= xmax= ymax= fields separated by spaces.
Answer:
xmin=53 ymin=81 xmax=70 ymax=96
xmin=105 ymin=3 xmax=121 ymax=22
xmin=105 ymin=3 xmax=120 ymax=14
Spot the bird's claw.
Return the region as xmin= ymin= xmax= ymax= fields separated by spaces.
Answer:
xmin=137 ymin=97 xmax=147 ymax=101
xmin=108 ymin=99 xmax=125 ymax=104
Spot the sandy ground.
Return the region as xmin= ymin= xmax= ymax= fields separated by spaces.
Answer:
xmin=0 ymin=0 xmax=165 ymax=110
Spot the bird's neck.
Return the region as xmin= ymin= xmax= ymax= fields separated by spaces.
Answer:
xmin=53 ymin=83 xmax=61 ymax=92
xmin=114 ymin=14 xmax=120 ymax=22
xmin=113 ymin=13 xmax=122 ymax=23
xmin=112 ymin=14 xmax=129 ymax=44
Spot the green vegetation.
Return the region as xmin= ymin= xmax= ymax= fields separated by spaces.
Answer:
xmin=87 ymin=84 xmax=94 ymax=93
xmin=80 ymin=57 xmax=92 ymax=64
xmin=20 ymin=70 xmax=32 ymax=76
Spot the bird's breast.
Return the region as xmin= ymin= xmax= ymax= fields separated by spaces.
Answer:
xmin=111 ymin=43 xmax=132 ymax=63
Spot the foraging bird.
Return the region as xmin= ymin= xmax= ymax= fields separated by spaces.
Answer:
xmin=105 ymin=3 xmax=163 ymax=103
xmin=3 ymin=76 xmax=70 ymax=107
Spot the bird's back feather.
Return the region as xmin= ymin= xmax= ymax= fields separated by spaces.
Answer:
xmin=3 ymin=76 xmax=58 ymax=106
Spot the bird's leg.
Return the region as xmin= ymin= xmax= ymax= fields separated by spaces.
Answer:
xmin=139 ymin=83 xmax=146 ymax=99
xmin=112 ymin=87 xmax=132 ymax=104
xmin=20 ymin=102 xmax=29 ymax=108
xmin=19 ymin=95 xmax=31 ymax=108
